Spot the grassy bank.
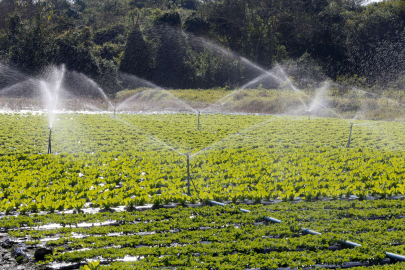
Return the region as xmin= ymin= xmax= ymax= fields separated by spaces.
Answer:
xmin=114 ymin=88 xmax=405 ymax=120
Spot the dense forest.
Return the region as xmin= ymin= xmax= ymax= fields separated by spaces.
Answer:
xmin=0 ymin=0 xmax=404 ymax=93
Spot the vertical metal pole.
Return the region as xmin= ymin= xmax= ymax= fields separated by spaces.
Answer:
xmin=197 ymin=111 xmax=200 ymax=130
xmin=48 ymin=128 xmax=52 ymax=154
xmin=307 ymin=110 xmax=310 ymax=121
xmin=347 ymin=123 xmax=354 ymax=148
xmin=187 ymin=154 xmax=191 ymax=196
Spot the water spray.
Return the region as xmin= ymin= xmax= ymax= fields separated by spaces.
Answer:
xmin=197 ymin=111 xmax=201 ymax=130
xmin=47 ymin=128 xmax=52 ymax=154
xmin=186 ymin=154 xmax=191 ymax=196
xmin=346 ymin=123 xmax=354 ymax=148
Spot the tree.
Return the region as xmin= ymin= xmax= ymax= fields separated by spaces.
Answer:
xmin=119 ymin=26 xmax=152 ymax=80
xmin=246 ymin=0 xmax=305 ymax=67
xmin=153 ymin=11 xmax=192 ymax=88
xmin=8 ymin=12 xmax=54 ymax=74
xmin=53 ymin=27 xmax=100 ymax=76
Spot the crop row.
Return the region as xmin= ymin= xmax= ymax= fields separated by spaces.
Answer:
xmin=1 ymin=145 xmax=405 ymax=214
xmin=1 ymin=113 xmax=405 ymax=156
xmin=4 ymin=203 xmax=405 ymax=269
xmin=2 ymin=199 xmax=405 ymax=230
xmin=97 ymin=260 xmax=405 ymax=270
xmin=41 ymin=242 xmax=400 ymax=268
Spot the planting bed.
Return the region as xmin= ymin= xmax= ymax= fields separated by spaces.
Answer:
xmin=0 ymin=113 xmax=405 ymax=269
xmin=2 ymin=201 xmax=405 ymax=269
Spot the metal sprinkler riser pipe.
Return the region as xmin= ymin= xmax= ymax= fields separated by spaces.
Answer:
xmin=47 ymin=128 xmax=52 ymax=154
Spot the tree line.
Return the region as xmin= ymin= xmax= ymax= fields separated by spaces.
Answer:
xmin=0 ymin=0 xmax=404 ymax=93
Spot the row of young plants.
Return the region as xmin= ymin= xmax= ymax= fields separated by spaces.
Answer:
xmin=1 ymin=114 xmax=405 ymax=215
xmin=31 ymin=209 xmax=405 ymax=267
xmin=2 ymin=199 xmax=405 ymax=231
xmin=3 ymin=203 xmax=405 ymax=269
xmin=1 ymin=113 xmax=405 ymax=156
xmin=95 ymin=260 xmax=405 ymax=270
xmin=0 ymin=113 xmax=266 ymax=156
xmin=35 ymin=222 xmax=405 ymax=253
xmin=41 ymin=241 xmax=399 ymax=268
xmin=12 ymin=217 xmax=405 ymax=248
xmin=1 ymin=145 xmax=405 ymax=214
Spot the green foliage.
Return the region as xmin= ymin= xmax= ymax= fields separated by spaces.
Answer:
xmin=119 ymin=26 xmax=152 ymax=80
xmin=83 ymin=260 xmax=100 ymax=270
xmin=1 ymin=0 xmax=405 ymax=90
xmin=0 ymin=113 xmax=404 ymax=215
xmin=4 ymin=201 xmax=405 ymax=269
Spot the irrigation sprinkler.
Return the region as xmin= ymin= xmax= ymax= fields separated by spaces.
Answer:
xmin=307 ymin=110 xmax=311 ymax=121
xmin=186 ymin=154 xmax=191 ymax=196
xmin=197 ymin=111 xmax=201 ymax=130
xmin=346 ymin=122 xmax=354 ymax=148
xmin=47 ymin=128 xmax=52 ymax=154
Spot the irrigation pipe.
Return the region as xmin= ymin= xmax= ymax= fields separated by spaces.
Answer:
xmin=339 ymin=240 xmax=362 ymax=248
xmin=208 ymin=200 xmax=281 ymax=223
xmin=386 ymin=252 xmax=405 ymax=262
xmin=302 ymin=228 xmax=322 ymax=236
xmin=208 ymin=199 xmax=402 ymax=261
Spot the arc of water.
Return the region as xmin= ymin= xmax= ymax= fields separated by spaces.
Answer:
xmin=117 ymin=88 xmax=198 ymax=114
xmin=84 ymin=103 xmax=104 ymax=112
xmin=164 ymin=90 xmax=199 ymax=114
xmin=0 ymin=79 xmax=37 ymax=95
xmin=309 ymin=82 xmax=330 ymax=112
xmin=201 ymin=72 xmax=279 ymax=113
xmin=353 ymin=87 xmax=405 ymax=107
xmin=275 ymin=67 xmax=347 ymax=120
xmin=189 ymin=34 xmax=310 ymax=112
xmin=190 ymin=115 xmax=280 ymax=159
xmin=116 ymin=89 xmax=149 ymax=111
xmin=80 ymin=75 xmax=114 ymax=110
xmin=272 ymin=66 xmax=309 ymax=111
xmin=119 ymin=72 xmax=163 ymax=90
xmin=112 ymin=115 xmax=186 ymax=157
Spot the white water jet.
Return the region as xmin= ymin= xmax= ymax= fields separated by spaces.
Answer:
xmin=201 ymin=70 xmax=279 ymax=113
xmin=190 ymin=115 xmax=278 ymax=158
xmin=39 ymin=65 xmax=66 ymax=129
xmin=75 ymin=74 xmax=114 ymax=110
xmin=0 ymin=79 xmax=38 ymax=96
xmin=309 ymin=82 xmax=330 ymax=112
xmin=117 ymin=73 xmax=200 ymax=113
xmin=119 ymin=72 xmax=163 ymax=90
xmin=117 ymin=88 xmax=198 ymax=114
xmin=112 ymin=116 xmax=186 ymax=156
